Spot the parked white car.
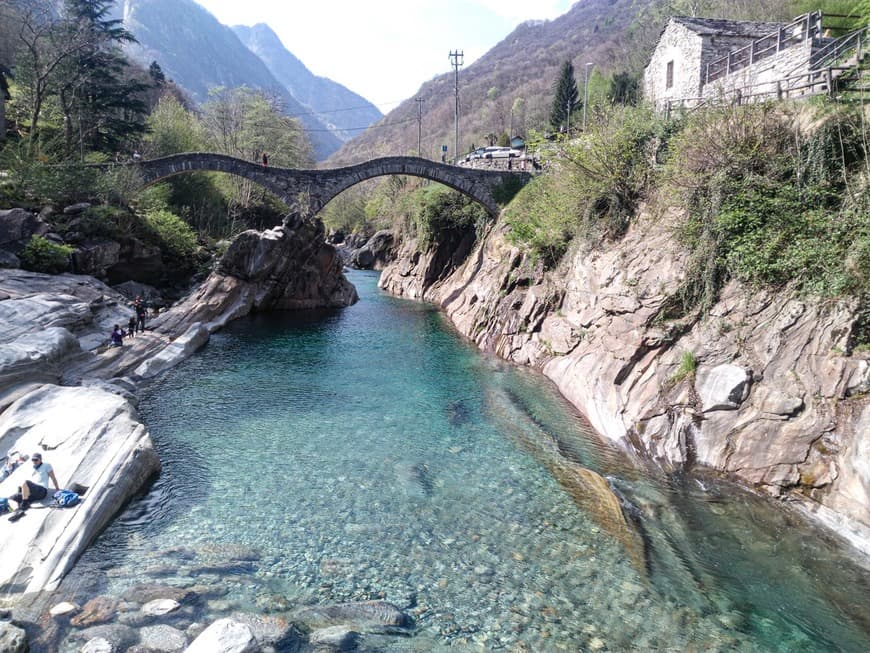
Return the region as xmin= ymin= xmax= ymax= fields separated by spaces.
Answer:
xmin=484 ymin=147 xmax=522 ymax=159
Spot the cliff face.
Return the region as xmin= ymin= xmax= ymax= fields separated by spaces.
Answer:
xmin=379 ymin=212 xmax=870 ymax=553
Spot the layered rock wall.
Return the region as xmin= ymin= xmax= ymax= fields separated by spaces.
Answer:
xmin=379 ymin=213 xmax=870 ymax=553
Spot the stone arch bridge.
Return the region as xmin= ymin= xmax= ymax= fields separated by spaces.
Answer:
xmin=113 ymin=153 xmax=532 ymax=219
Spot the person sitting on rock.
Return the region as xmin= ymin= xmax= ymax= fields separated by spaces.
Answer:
xmin=8 ymin=452 xmax=60 ymax=519
xmin=110 ymin=324 xmax=125 ymax=347
xmin=128 ymin=315 xmax=137 ymax=339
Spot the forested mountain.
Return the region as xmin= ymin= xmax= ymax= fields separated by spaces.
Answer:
xmin=233 ymin=24 xmax=382 ymax=144
xmin=114 ymin=0 xmax=349 ymax=159
xmin=329 ymin=0 xmax=804 ymax=164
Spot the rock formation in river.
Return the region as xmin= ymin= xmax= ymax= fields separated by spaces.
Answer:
xmin=154 ymin=219 xmax=358 ymax=334
xmin=379 ymin=214 xmax=870 ymax=554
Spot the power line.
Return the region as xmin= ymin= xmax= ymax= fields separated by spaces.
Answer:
xmin=300 ymin=116 xmax=418 ymax=133
xmin=283 ymin=98 xmax=407 ymax=119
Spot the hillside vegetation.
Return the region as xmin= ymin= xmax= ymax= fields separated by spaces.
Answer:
xmin=505 ymin=101 xmax=868 ymax=316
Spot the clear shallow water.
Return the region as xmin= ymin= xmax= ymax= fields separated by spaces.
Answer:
xmin=61 ymin=270 xmax=870 ymax=651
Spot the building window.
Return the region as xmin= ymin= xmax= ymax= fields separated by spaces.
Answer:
xmin=666 ymin=61 xmax=674 ymax=89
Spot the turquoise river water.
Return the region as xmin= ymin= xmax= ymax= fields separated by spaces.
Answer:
xmin=60 ymin=270 xmax=869 ymax=651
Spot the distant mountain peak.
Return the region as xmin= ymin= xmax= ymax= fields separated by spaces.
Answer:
xmin=115 ymin=0 xmax=380 ymax=160
xmin=232 ymin=24 xmax=381 ymax=143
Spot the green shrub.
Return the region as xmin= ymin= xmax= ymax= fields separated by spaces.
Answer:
xmin=662 ymin=104 xmax=868 ymax=313
xmin=504 ymin=168 xmax=582 ymax=266
xmin=670 ymin=351 xmax=697 ymax=384
xmin=505 ymin=104 xmax=661 ymax=267
xmin=142 ymin=209 xmax=197 ymax=261
xmin=414 ymin=184 xmax=489 ymax=249
xmin=75 ymin=206 xmax=130 ymax=240
xmin=19 ymin=235 xmax=74 ymax=274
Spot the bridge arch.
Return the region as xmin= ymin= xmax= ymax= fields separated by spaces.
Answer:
xmin=117 ymin=153 xmax=530 ymax=220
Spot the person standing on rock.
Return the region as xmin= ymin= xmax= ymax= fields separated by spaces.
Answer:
xmin=127 ymin=315 xmax=137 ymax=338
xmin=134 ymin=297 xmax=147 ymax=333
xmin=262 ymin=152 xmax=269 ymax=167
xmin=7 ymin=452 xmax=60 ymax=519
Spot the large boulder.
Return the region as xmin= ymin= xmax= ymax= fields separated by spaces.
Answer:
xmin=0 ymin=208 xmax=49 ymax=252
xmin=351 ymin=230 xmax=395 ymax=270
xmin=72 ymin=239 xmax=122 ymax=279
xmin=154 ymin=221 xmax=357 ymax=335
xmin=0 ymin=249 xmax=20 ymax=269
xmin=696 ymin=364 xmax=752 ymax=412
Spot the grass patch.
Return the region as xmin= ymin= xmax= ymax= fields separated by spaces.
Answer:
xmin=670 ymin=351 xmax=698 ymax=384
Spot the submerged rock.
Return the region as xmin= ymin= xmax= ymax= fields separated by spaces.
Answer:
xmin=0 ymin=621 xmax=27 ymax=653
xmin=295 ymin=600 xmax=413 ymax=633
xmin=183 ymin=618 xmax=259 ymax=653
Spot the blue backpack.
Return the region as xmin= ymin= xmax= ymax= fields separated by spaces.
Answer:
xmin=53 ymin=490 xmax=80 ymax=508
xmin=0 ymin=498 xmax=9 ymax=513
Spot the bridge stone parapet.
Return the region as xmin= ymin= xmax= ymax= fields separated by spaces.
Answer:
xmin=110 ymin=153 xmax=531 ymax=220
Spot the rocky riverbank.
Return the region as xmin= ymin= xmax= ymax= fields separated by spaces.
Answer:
xmin=0 ymin=218 xmax=357 ymax=651
xmin=379 ymin=211 xmax=870 ymax=556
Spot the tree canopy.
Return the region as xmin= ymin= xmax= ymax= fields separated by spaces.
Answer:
xmin=550 ymin=60 xmax=579 ymax=131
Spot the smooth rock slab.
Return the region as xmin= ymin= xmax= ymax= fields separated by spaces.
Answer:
xmin=133 ymin=322 xmax=210 ymax=379
xmin=0 ymin=385 xmax=160 ymax=594
xmin=183 ymin=618 xmax=259 ymax=653
xmin=696 ymin=364 xmax=752 ymax=412
xmin=0 ymin=326 xmax=81 ymax=387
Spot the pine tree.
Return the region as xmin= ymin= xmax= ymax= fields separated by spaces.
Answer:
xmin=57 ymin=0 xmax=148 ymax=156
xmin=550 ymin=60 xmax=579 ymax=131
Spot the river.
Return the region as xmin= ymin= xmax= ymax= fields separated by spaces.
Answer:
xmin=59 ymin=270 xmax=869 ymax=652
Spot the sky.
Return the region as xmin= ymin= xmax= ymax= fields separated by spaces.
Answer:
xmin=194 ymin=0 xmax=574 ymax=113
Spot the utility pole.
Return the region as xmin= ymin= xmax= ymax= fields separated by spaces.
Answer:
xmin=449 ymin=50 xmax=463 ymax=164
xmin=566 ymin=97 xmax=571 ymax=135
xmin=415 ymin=97 xmax=424 ymax=158
xmin=583 ymin=62 xmax=594 ymax=132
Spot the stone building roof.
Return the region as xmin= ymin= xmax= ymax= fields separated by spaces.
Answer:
xmin=672 ymin=16 xmax=786 ymax=39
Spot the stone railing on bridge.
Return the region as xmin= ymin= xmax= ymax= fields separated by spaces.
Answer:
xmin=109 ymin=153 xmax=532 ymax=220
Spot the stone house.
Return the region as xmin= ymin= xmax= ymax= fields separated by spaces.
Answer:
xmin=644 ymin=16 xmax=785 ymax=110
xmin=643 ymin=11 xmax=868 ymax=111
